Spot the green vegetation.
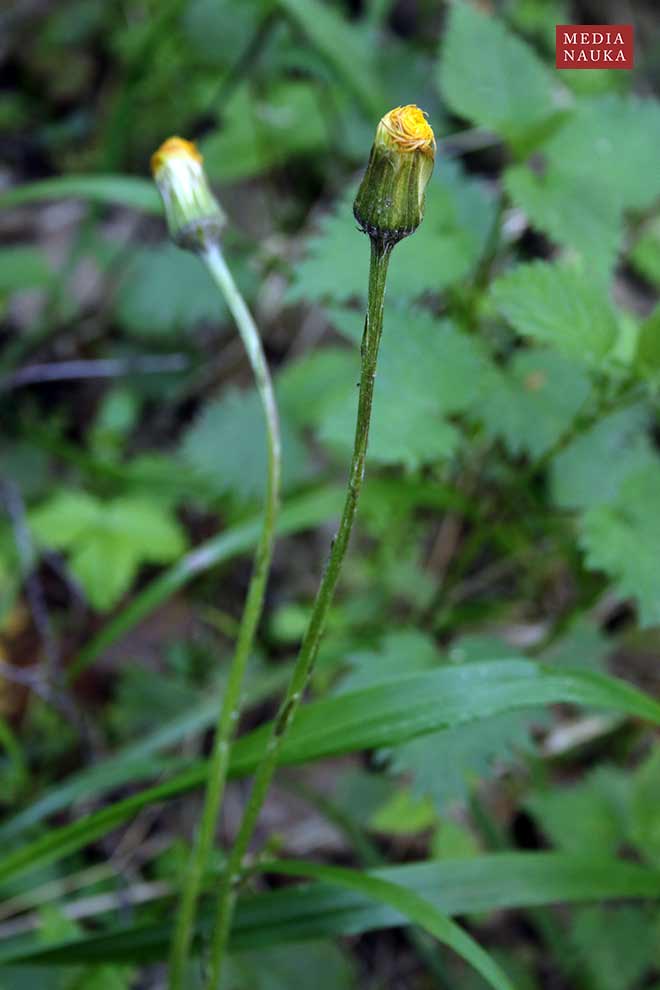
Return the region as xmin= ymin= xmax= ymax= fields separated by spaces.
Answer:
xmin=1 ymin=1 xmax=660 ymax=988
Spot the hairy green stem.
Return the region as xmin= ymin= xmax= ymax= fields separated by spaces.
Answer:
xmin=168 ymin=242 xmax=281 ymax=990
xmin=204 ymin=238 xmax=392 ymax=988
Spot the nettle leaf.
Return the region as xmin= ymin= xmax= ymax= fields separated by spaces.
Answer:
xmin=114 ymin=245 xmax=224 ymax=337
xmin=437 ymin=2 xmax=564 ymax=142
xmin=551 ymin=405 xmax=654 ymax=510
xmin=504 ymin=164 xmax=621 ymax=276
xmin=277 ymin=348 xmax=359 ymax=427
xmin=579 ymin=464 xmax=660 ymax=626
xmin=287 ymin=160 xmax=495 ymax=306
xmin=525 ymin=766 xmax=630 ymax=857
xmin=30 ymin=493 xmax=186 ymax=611
xmin=475 ymin=348 xmax=591 ymax=459
xmin=335 ymin=628 xmax=439 ymax=696
xmin=505 ymin=95 xmax=660 ymax=272
xmin=318 ymin=311 xmax=487 ymax=470
xmin=342 ymin=633 xmax=537 ymax=812
xmin=489 ymin=261 xmax=618 ymax=364
xmin=392 ymin=710 xmax=536 ymax=813
xmin=180 ymin=386 xmax=310 ymax=502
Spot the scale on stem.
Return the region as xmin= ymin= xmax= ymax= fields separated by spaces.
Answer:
xmin=151 ymin=136 xmax=282 ymax=990
xmin=203 ymin=105 xmax=436 ymax=988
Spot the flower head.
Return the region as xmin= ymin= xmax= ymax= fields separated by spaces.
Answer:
xmin=376 ymin=105 xmax=436 ymax=156
xmin=151 ymin=136 xmax=225 ymax=251
xmin=354 ymin=105 xmax=435 ymax=246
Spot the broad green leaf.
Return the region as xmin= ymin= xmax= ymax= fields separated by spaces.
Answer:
xmin=114 ymin=245 xmax=224 ymax=338
xmin=0 ymin=247 xmax=52 ymax=294
xmin=579 ymin=464 xmax=660 ymax=626
xmin=335 ymin=628 xmax=439 ymax=695
xmin=0 ymin=176 xmax=161 ymax=214
xmin=29 ymin=492 xmax=101 ymax=548
xmin=569 ymin=905 xmax=658 ymax=990
xmin=261 ymin=860 xmax=514 ymax=990
xmin=6 ymin=854 xmax=660 ymax=964
xmin=30 ymin=493 xmax=186 ymax=611
xmin=180 ymin=386 xmax=309 ymax=501
xmin=504 ymin=163 xmax=621 ymax=276
xmin=69 ymin=484 xmax=344 ymax=679
xmin=526 ymin=767 xmax=630 ymax=856
xmin=476 ymin=348 xmax=591 ymax=458
xmin=318 ymin=311 xmax=486 ymax=470
xmin=437 ymin=3 xmax=563 ymax=142
xmin=287 ymin=162 xmax=496 ymax=306
xmin=551 ymin=405 xmax=654 ymax=510
xmin=631 ymin=218 xmax=660 ymax=287
xmin=505 ymin=95 xmax=660 ymax=272
xmin=2 ymin=662 xmax=659 ymax=887
xmin=202 ymin=82 xmax=329 ymax=183
xmin=630 ymin=745 xmax=660 ymax=867
xmin=489 ymin=261 xmax=618 ymax=363
xmin=635 ymin=305 xmax=660 ymax=384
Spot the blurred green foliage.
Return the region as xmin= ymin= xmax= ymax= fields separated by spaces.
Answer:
xmin=2 ymin=0 xmax=660 ymax=987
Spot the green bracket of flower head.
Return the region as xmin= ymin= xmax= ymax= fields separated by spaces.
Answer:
xmin=151 ymin=136 xmax=225 ymax=252
xmin=353 ymin=104 xmax=435 ymax=247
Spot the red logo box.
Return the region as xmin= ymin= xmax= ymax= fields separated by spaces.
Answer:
xmin=556 ymin=24 xmax=634 ymax=69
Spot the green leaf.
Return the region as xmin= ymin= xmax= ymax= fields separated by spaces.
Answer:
xmin=551 ymin=405 xmax=654 ymax=510
xmin=261 ymin=860 xmax=514 ymax=990
xmin=505 ymin=95 xmax=660 ymax=272
xmin=476 ymin=348 xmax=591 ymax=458
xmin=0 ymin=247 xmax=53 ymax=294
xmin=70 ymin=484 xmax=344 ymax=679
xmin=114 ymin=245 xmax=224 ymax=338
xmin=437 ymin=3 xmax=562 ymax=142
xmin=287 ymin=161 xmax=496 ymax=306
xmin=569 ymin=905 xmax=658 ymax=990
xmin=2 ymin=662 xmax=659 ymax=887
xmin=223 ymin=942 xmax=357 ymax=990
xmin=526 ymin=767 xmax=630 ymax=856
xmin=0 ymin=176 xmax=161 ymax=214
xmin=579 ymin=464 xmax=660 ymax=626
xmin=202 ymin=81 xmax=329 ymax=183
xmin=7 ymin=854 xmax=660 ymax=965
xmin=504 ymin=163 xmax=621 ymax=277
xmin=489 ymin=261 xmax=618 ymax=363
xmin=30 ymin=493 xmax=186 ymax=611
xmin=318 ymin=311 xmax=486 ymax=470
xmin=180 ymin=387 xmax=310 ymax=501
xmin=635 ymin=305 xmax=660 ymax=384
xmin=631 ymin=218 xmax=660 ymax=287
xmin=275 ymin=0 xmax=381 ymax=117
xmin=630 ymin=745 xmax=660 ymax=866
xmin=29 ymin=492 xmax=101 ymax=548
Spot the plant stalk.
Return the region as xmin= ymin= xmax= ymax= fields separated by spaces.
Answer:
xmin=168 ymin=241 xmax=281 ymax=990
xmin=204 ymin=237 xmax=392 ymax=988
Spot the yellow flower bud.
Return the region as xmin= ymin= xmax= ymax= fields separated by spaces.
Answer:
xmin=150 ymin=137 xmax=225 ymax=252
xmin=353 ymin=105 xmax=435 ymax=245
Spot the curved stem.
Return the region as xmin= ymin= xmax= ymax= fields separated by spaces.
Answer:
xmin=168 ymin=242 xmax=281 ymax=990
xmin=204 ymin=238 xmax=392 ymax=988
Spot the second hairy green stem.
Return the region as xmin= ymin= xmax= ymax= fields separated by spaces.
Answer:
xmin=204 ymin=238 xmax=393 ymax=988
xmin=168 ymin=242 xmax=281 ymax=990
